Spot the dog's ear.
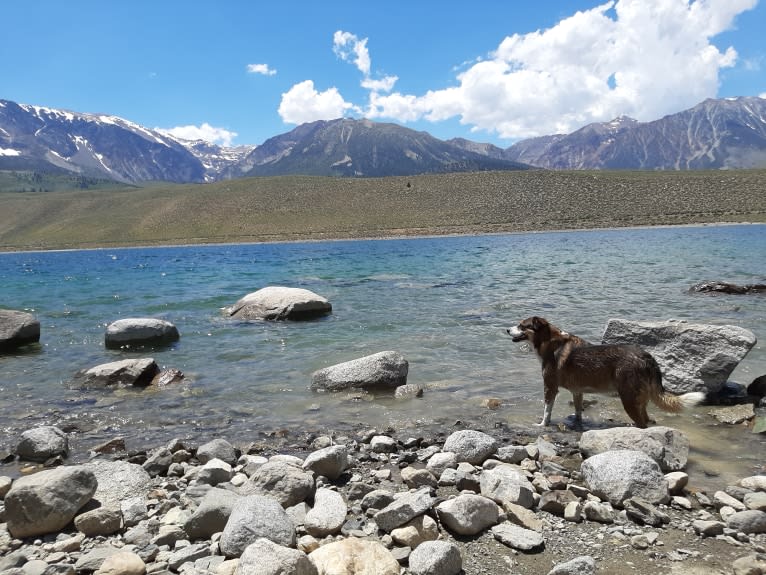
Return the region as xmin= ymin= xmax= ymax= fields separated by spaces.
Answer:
xmin=531 ymin=317 xmax=549 ymax=331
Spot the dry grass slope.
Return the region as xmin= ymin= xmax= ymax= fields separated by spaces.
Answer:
xmin=0 ymin=170 xmax=764 ymax=250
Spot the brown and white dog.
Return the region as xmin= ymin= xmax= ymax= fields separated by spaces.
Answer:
xmin=507 ymin=316 xmax=705 ymax=428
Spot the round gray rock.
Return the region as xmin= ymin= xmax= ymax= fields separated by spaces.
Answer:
xmin=197 ymin=438 xmax=238 ymax=465
xmin=105 ymin=318 xmax=179 ymax=349
xmin=443 ymin=429 xmax=498 ymax=464
xmin=409 ymin=540 xmax=462 ymax=575
xmin=581 ymin=449 xmax=669 ymax=507
xmin=310 ymin=351 xmax=408 ymax=392
xmin=436 ymin=493 xmax=499 ymax=535
xmin=304 ymin=488 xmax=347 ymax=537
xmin=16 ymin=425 xmax=69 ymax=462
xmin=302 ymin=445 xmax=348 ymax=480
xmin=219 ymin=495 xmax=296 ymax=557
xmin=246 ymin=460 xmax=315 ymax=508
xmin=0 ymin=309 xmax=40 ymax=350
xmin=727 ymin=510 xmax=766 ymax=534
xmin=227 ymin=286 xmax=331 ymax=321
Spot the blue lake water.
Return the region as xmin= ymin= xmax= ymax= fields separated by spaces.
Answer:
xmin=1 ymin=225 xmax=765 ymax=482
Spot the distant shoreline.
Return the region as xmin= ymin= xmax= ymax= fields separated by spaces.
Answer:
xmin=1 ymin=170 xmax=764 ymax=252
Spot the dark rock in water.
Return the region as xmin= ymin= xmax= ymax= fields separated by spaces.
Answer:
xmin=0 ymin=309 xmax=40 ymax=351
xmin=748 ymin=375 xmax=766 ymax=398
xmin=226 ymin=286 xmax=332 ymax=321
xmin=16 ymin=426 xmax=69 ymax=463
xmin=690 ymin=281 xmax=766 ymax=295
xmin=105 ymin=318 xmax=180 ymax=349
xmin=151 ymin=368 xmax=185 ymax=387
xmin=74 ymin=358 xmax=160 ymax=389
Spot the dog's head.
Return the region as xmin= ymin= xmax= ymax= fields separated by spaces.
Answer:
xmin=506 ymin=316 xmax=551 ymax=343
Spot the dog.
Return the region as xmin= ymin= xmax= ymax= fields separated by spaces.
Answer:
xmin=507 ymin=316 xmax=705 ymax=428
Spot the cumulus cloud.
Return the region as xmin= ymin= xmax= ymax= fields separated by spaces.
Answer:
xmin=247 ymin=63 xmax=277 ymax=76
xmin=278 ymin=80 xmax=358 ymax=125
xmin=280 ymin=0 xmax=757 ymax=139
xmin=158 ymin=124 xmax=238 ymax=147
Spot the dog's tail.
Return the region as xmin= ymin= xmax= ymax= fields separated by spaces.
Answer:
xmin=651 ymin=389 xmax=706 ymax=413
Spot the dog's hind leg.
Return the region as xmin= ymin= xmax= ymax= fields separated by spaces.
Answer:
xmin=619 ymin=392 xmax=649 ymax=428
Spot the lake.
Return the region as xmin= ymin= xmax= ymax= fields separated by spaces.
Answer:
xmin=1 ymin=224 xmax=764 ymax=485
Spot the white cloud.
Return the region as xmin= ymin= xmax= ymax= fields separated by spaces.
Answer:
xmin=760 ymin=93 xmax=766 ymax=99
xmin=278 ymin=80 xmax=357 ymax=125
xmin=282 ymin=0 xmax=758 ymax=139
xmin=158 ymin=123 xmax=238 ymax=147
xmin=247 ymin=63 xmax=277 ymax=76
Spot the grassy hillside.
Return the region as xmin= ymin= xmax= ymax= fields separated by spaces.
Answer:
xmin=0 ymin=170 xmax=764 ymax=251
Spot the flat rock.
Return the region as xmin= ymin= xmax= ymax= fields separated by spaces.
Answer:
xmin=601 ymin=318 xmax=756 ymax=393
xmin=579 ymin=426 xmax=690 ymax=472
xmin=491 ymin=522 xmax=545 ymax=552
xmin=581 ymin=449 xmax=669 ymax=507
xmin=0 ymin=309 xmax=40 ymax=351
xmin=374 ymin=487 xmax=435 ymax=532
xmin=227 ymin=286 xmax=331 ymax=321
xmin=104 ymin=317 xmax=179 ymax=349
xmin=480 ymin=464 xmax=536 ymax=509
xmin=709 ymin=404 xmax=755 ymax=424
xmin=547 ymin=556 xmax=596 ymax=575
xmin=75 ymin=358 xmax=159 ymax=389
xmin=311 ymin=351 xmax=408 ymax=392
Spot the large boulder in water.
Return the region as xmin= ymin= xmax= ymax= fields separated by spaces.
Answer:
xmin=601 ymin=318 xmax=756 ymax=394
xmin=0 ymin=309 xmax=40 ymax=351
xmin=311 ymin=351 xmax=408 ymax=392
xmin=105 ymin=318 xmax=179 ymax=349
xmin=16 ymin=425 xmax=69 ymax=462
xmin=74 ymin=358 xmax=159 ymax=389
xmin=227 ymin=286 xmax=331 ymax=321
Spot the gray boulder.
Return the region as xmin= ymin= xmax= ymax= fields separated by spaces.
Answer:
xmin=409 ymin=540 xmax=462 ymax=575
xmin=239 ymin=538 xmax=317 ymax=575
xmin=246 ymin=460 xmax=315 ymax=507
xmin=197 ymin=438 xmax=238 ymax=465
xmin=547 ymin=556 xmax=596 ymax=575
xmin=0 ymin=309 xmax=40 ymax=351
xmin=304 ymin=488 xmax=347 ymax=537
xmin=219 ymin=495 xmax=296 ymax=557
xmin=374 ymin=487 xmax=435 ymax=532
xmin=443 ymin=429 xmax=498 ymax=464
xmin=581 ymin=450 xmax=669 ymax=507
xmin=302 ymin=445 xmax=347 ymax=480
xmin=84 ymin=460 xmax=152 ymax=511
xmin=310 ymin=351 xmax=408 ymax=392
xmin=5 ymin=465 xmax=97 ymax=538
xmin=227 ymin=286 xmax=331 ymax=321
xmin=727 ymin=510 xmax=766 ymax=534
xmin=601 ymin=318 xmax=756 ymax=393
xmin=480 ymin=464 xmax=536 ymax=509
xmin=184 ymin=487 xmax=240 ymax=539
xmin=436 ymin=493 xmax=499 ymax=536
xmin=75 ymin=358 xmax=159 ymax=389
xmin=579 ymin=426 xmax=690 ymax=472
xmin=15 ymin=425 xmax=69 ymax=462
xmin=104 ymin=317 xmax=179 ymax=349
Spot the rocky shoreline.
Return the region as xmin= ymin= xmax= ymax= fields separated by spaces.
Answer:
xmin=1 ymin=420 xmax=765 ymax=575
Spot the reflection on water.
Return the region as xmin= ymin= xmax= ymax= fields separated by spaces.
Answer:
xmin=0 ymin=225 xmax=764 ymax=486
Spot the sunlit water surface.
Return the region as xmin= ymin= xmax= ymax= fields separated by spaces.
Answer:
xmin=1 ymin=225 xmax=764 ymax=486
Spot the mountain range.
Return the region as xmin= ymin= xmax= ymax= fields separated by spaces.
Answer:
xmin=1 ymin=96 xmax=764 ymax=185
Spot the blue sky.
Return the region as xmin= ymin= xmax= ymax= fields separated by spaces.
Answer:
xmin=2 ymin=1 xmax=764 ymax=147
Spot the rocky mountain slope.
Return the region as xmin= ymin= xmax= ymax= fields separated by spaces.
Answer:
xmin=504 ymin=97 xmax=766 ymax=170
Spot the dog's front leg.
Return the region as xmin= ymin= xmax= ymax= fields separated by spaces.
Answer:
xmin=536 ymin=372 xmax=558 ymax=426
xmin=572 ymin=392 xmax=584 ymax=423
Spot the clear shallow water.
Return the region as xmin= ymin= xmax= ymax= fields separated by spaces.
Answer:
xmin=1 ymin=225 xmax=765 ymax=483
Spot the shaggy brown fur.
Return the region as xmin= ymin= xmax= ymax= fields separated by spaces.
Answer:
xmin=507 ymin=316 xmax=705 ymax=428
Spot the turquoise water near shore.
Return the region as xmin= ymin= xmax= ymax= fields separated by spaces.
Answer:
xmin=1 ymin=225 xmax=765 ymax=481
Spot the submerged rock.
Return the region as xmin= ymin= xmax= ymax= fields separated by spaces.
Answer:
xmin=74 ymin=358 xmax=159 ymax=389
xmin=227 ymin=286 xmax=331 ymax=321
xmin=16 ymin=425 xmax=69 ymax=462
xmin=310 ymin=351 xmax=408 ymax=392
xmin=104 ymin=317 xmax=179 ymax=349
xmin=690 ymin=281 xmax=766 ymax=295
xmin=601 ymin=318 xmax=756 ymax=394
xmin=0 ymin=309 xmax=40 ymax=351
